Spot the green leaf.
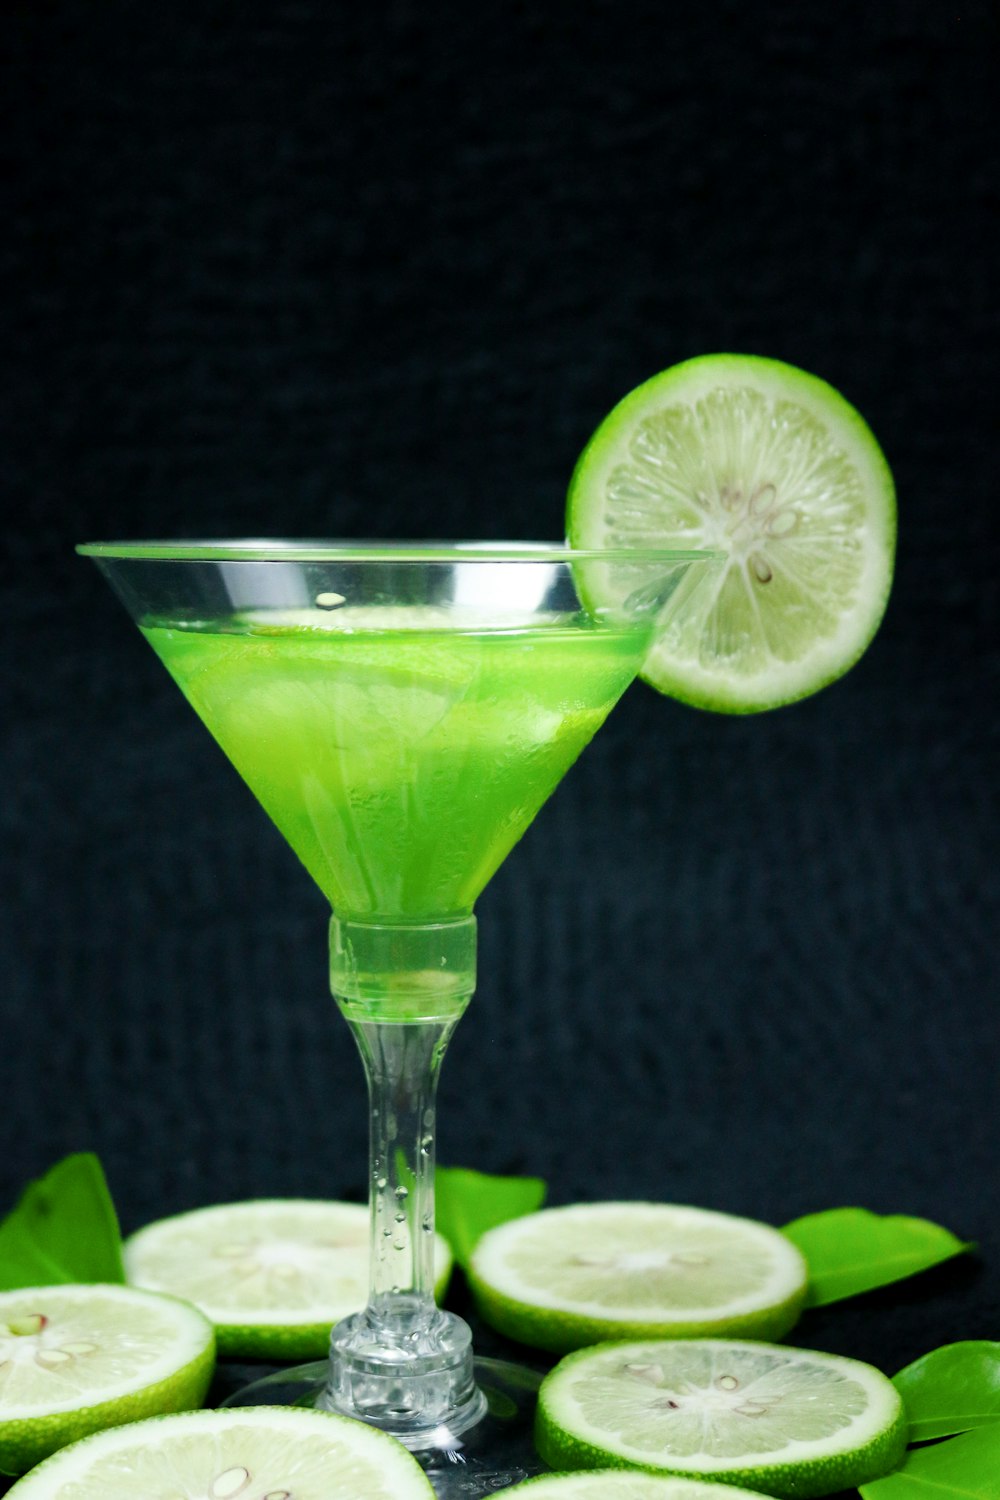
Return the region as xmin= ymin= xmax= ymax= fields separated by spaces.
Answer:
xmin=435 ymin=1167 xmax=546 ymax=1268
xmin=0 ymin=1154 xmax=125 ymax=1289
xmin=893 ymin=1342 xmax=1000 ymax=1442
xmin=859 ymin=1425 xmax=1000 ymax=1497
xmin=782 ymin=1207 xmax=972 ymax=1306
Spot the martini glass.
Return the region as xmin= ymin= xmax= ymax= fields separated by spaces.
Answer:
xmin=79 ymin=540 xmax=714 ymax=1495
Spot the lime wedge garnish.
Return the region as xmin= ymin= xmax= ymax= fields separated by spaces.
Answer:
xmin=508 ymin=1473 xmax=773 ymax=1497
xmin=468 ymin=1203 xmax=808 ymax=1354
xmin=4 ymin=1406 xmax=436 ymax=1497
xmin=124 ymin=1199 xmax=453 ymax=1359
xmin=536 ymin=1339 xmax=907 ymax=1498
xmin=567 ymin=354 xmax=896 ymax=712
xmin=0 ymin=1284 xmax=214 ymax=1476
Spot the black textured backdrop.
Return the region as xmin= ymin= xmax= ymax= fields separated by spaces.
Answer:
xmin=2 ymin=0 xmax=997 ymax=1484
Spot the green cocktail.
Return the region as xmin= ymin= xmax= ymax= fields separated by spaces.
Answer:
xmin=141 ymin=613 xmax=644 ymax=925
xmin=80 ymin=542 xmax=712 ymax=1493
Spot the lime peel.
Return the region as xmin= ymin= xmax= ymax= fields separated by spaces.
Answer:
xmin=507 ymin=1472 xmax=775 ymax=1496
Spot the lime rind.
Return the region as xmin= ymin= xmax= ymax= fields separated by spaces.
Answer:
xmin=124 ymin=1198 xmax=453 ymax=1360
xmin=468 ymin=1203 xmax=808 ymax=1355
xmin=536 ymin=1338 xmax=908 ymax=1499
xmin=0 ymin=1285 xmax=215 ymax=1476
xmin=507 ymin=1472 xmax=774 ymax=1496
xmin=4 ymin=1405 xmax=437 ymax=1498
xmin=567 ymin=354 xmax=896 ymax=714
xmin=469 ymin=1278 xmax=805 ymax=1358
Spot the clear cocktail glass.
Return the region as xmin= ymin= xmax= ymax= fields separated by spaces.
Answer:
xmin=78 ymin=541 xmax=715 ymax=1494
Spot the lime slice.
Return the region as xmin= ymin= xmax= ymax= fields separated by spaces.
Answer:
xmin=567 ymin=354 xmax=896 ymax=712
xmin=536 ymin=1338 xmax=907 ymax=1498
xmin=0 ymin=1284 xmax=214 ymax=1476
xmin=4 ymin=1405 xmax=436 ymax=1497
xmin=508 ymin=1473 xmax=772 ymax=1497
xmin=467 ymin=1203 xmax=808 ymax=1354
xmin=124 ymin=1199 xmax=453 ymax=1359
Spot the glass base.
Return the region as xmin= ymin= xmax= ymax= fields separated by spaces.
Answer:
xmin=322 ymin=1304 xmax=486 ymax=1446
xmin=221 ymin=1355 xmax=546 ymax=1495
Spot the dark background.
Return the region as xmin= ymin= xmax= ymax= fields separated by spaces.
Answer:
xmin=2 ymin=0 xmax=997 ymax=1486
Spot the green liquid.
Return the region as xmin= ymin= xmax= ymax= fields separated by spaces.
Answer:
xmin=142 ymin=614 xmax=648 ymax=920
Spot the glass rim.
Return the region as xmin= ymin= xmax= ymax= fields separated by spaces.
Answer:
xmin=76 ymin=538 xmax=721 ymax=564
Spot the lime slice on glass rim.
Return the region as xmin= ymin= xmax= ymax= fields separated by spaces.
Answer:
xmin=4 ymin=1406 xmax=436 ymax=1498
xmin=508 ymin=1472 xmax=773 ymax=1497
xmin=536 ymin=1338 xmax=907 ymax=1498
xmin=567 ymin=355 xmax=896 ymax=712
xmin=468 ymin=1203 xmax=808 ymax=1354
xmin=0 ymin=1283 xmax=214 ymax=1476
xmin=124 ymin=1199 xmax=453 ymax=1360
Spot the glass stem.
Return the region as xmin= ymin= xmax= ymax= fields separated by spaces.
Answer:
xmin=352 ymin=1016 xmax=454 ymax=1338
xmin=323 ymin=914 xmax=486 ymax=1444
